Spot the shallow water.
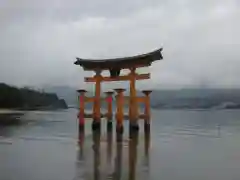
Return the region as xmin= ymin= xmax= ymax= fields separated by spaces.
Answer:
xmin=1 ymin=109 xmax=240 ymax=180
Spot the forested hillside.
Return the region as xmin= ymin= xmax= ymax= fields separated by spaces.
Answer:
xmin=0 ymin=83 xmax=67 ymax=110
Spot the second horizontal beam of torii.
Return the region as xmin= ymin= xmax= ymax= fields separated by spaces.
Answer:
xmin=85 ymin=73 xmax=150 ymax=82
xmin=82 ymin=96 xmax=149 ymax=103
xmin=82 ymin=97 xmax=110 ymax=103
xmin=122 ymin=96 xmax=147 ymax=103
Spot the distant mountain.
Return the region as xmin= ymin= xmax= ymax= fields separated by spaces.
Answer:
xmin=0 ymin=83 xmax=67 ymax=110
xmin=43 ymin=86 xmax=78 ymax=107
xmin=43 ymin=86 xmax=240 ymax=110
xmin=150 ymin=88 xmax=240 ymax=109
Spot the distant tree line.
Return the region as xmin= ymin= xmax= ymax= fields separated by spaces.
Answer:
xmin=0 ymin=83 xmax=67 ymax=109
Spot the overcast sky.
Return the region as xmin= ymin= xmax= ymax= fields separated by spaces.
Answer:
xmin=0 ymin=0 xmax=240 ymax=90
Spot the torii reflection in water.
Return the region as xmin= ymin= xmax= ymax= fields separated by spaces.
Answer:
xmin=78 ymin=130 xmax=85 ymax=161
xmin=128 ymin=132 xmax=139 ymax=180
xmin=76 ymin=130 xmax=150 ymax=180
xmin=91 ymin=131 xmax=125 ymax=180
xmin=74 ymin=130 xmax=85 ymax=180
xmin=144 ymin=131 xmax=151 ymax=173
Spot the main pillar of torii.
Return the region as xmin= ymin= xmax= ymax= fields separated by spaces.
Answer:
xmin=74 ymin=48 xmax=163 ymax=131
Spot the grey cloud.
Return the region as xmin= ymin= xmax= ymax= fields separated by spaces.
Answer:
xmin=0 ymin=0 xmax=240 ymax=89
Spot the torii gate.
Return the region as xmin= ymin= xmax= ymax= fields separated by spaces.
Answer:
xmin=74 ymin=48 xmax=163 ymax=133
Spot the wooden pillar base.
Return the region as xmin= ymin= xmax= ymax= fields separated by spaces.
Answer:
xmin=107 ymin=115 xmax=113 ymax=120
xmin=92 ymin=121 xmax=101 ymax=131
xmin=78 ymin=130 xmax=85 ymax=144
xmin=144 ymin=122 xmax=150 ymax=133
xmin=107 ymin=121 xmax=113 ymax=132
xmin=79 ymin=124 xmax=85 ymax=132
xmin=78 ymin=113 xmax=85 ymax=132
xmin=129 ymin=128 xmax=139 ymax=141
xmin=129 ymin=122 xmax=139 ymax=133
xmin=116 ymin=131 xmax=123 ymax=142
xmin=116 ymin=125 xmax=124 ymax=134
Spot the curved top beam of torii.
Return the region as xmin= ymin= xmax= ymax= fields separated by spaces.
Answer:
xmin=74 ymin=48 xmax=163 ymax=72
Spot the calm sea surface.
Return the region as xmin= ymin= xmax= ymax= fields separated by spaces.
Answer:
xmin=1 ymin=109 xmax=240 ymax=180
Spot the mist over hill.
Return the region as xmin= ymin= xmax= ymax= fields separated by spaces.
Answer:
xmin=43 ymin=86 xmax=240 ymax=110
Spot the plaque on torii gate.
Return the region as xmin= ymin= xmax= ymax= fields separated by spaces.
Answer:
xmin=74 ymin=48 xmax=163 ymax=132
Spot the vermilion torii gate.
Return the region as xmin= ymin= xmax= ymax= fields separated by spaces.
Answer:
xmin=74 ymin=48 xmax=163 ymax=133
